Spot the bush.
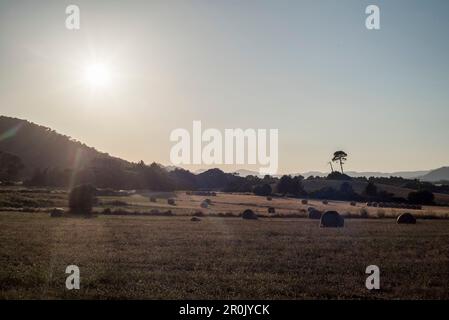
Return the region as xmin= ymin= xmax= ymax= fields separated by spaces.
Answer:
xmin=408 ymin=190 xmax=434 ymax=205
xmin=253 ymin=184 xmax=272 ymax=196
xmin=68 ymin=184 xmax=96 ymax=214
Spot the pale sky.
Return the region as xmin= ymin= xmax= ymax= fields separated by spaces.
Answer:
xmin=1 ymin=0 xmax=448 ymax=174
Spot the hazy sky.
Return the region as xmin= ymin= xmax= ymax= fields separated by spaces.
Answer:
xmin=1 ymin=0 xmax=448 ymax=174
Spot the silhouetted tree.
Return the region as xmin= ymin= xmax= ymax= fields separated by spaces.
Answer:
xmin=0 ymin=151 xmax=24 ymax=181
xmin=365 ymin=182 xmax=378 ymax=197
xmin=332 ymin=150 xmax=348 ymax=174
xmin=253 ymin=184 xmax=272 ymax=196
xmin=408 ymin=190 xmax=434 ymax=205
xmin=68 ymin=184 xmax=97 ymax=214
xmin=277 ymin=175 xmax=304 ymax=196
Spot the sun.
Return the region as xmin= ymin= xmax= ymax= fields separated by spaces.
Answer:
xmin=84 ymin=63 xmax=111 ymax=88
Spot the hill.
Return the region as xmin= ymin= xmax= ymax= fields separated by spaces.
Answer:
xmin=0 ymin=116 xmax=128 ymax=177
xmin=421 ymin=167 xmax=449 ymax=182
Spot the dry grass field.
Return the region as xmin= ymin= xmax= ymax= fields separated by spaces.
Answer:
xmin=1 ymin=187 xmax=449 ymax=299
xmin=1 ymin=212 xmax=449 ymax=299
xmin=97 ymin=191 xmax=449 ymax=219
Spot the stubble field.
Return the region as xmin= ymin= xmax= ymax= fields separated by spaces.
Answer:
xmin=1 ymin=211 xmax=449 ymax=299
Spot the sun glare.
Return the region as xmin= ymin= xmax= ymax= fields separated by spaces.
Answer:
xmin=84 ymin=63 xmax=111 ymax=88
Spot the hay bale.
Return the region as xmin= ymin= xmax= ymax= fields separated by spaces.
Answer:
xmin=242 ymin=209 xmax=258 ymax=220
xmin=350 ymin=201 xmax=356 ymax=206
xmin=190 ymin=217 xmax=201 ymax=222
xmin=372 ymin=202 xmax=378 ymax=207
xmin=367 ymin=202 xmax=372 ymax=207
xmin=301 ymin=199 xmax=308 ymax=205
xmin=193 ymin=211 xmax=204 ymax=217
xmin=268 ymin=207 xmax=275 ymax=214
xmin=308 ymin=208 xmax=322 ymax=220
xmin=320 ymin=211 xmax=344 ymax=228
xmin=322 ymin=200 xmax=328 ymax=205
xmin=167 ymin=199 xmax=176 ymax=205
xmin=397 ymin=212 xmax=416 ymax=224
xmin=50 ymin=208 xmax=64 ymax=217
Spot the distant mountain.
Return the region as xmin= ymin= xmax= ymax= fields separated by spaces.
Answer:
xmin=300 ymin=170 xmax=430 ymax=179
xmin=421 ymin=167 xmax=449 ymax=182
xmin=0 ymin=116 xmax=129 ymax=177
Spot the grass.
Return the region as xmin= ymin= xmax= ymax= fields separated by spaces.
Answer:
xmin=1 ymin=212 xmax=449 ymax=299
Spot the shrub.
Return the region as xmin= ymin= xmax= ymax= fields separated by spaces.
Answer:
xmin=408 ymin=190 xmax=434 ymax=205
xmin=301 ymin=199 xmax=308 ymax=205
xmin=150 ymin=197 xmax=157 ymax=202
xmin=253 ymin=184 xmax=272 ymax=196
xmin=268 ymin=207 xmax=275 ymax=214
xmin=68 ymin=184 xmax=96 ymax=214
xmin=167 ymin=199 xmax=176 ymax=205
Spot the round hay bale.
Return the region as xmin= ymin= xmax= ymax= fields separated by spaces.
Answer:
xmin=268 ymin=207 xmax=275 ymax=214
xmin=372 ymin=202 xmax=378 ymax=207
xmin=190 ymin=217 xmax=201 ymax=222
xmin=322 ymin=200 xmax=328 ymax=205
xmin=301 ymin=199 xmax=308 ymax=205
xmin=308 ymin=208 xmax=322 ymax=220
xmin=350 ymin=201 xmax=356 ymax=206
xmin=266 ymin=196 xmax=272 ymax=201
xmin=397 ymin=212 xmax=416 ymax=224
xmin=50 ymin=208 xmax=64 ymax=217
xmin=366 ymin=202 xmax=372 ymax=207
xmin=242 ymin=209 xmax=258 ymax=220
xmin=193 ymin=211 xmax=204 ymax=217
xmin=320 ymin=211 xmax=344 ymax=228
xmin=167 ymin=199 xmax=176 ymax=205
